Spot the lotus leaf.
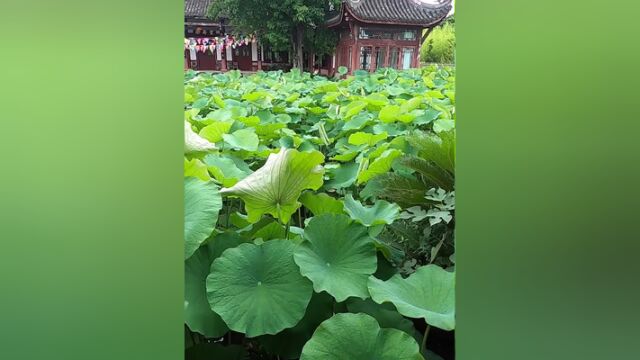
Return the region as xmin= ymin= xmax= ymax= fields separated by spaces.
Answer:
xmin=184 ymin=178 xmax=222 ymax=259
xmin=206 ymin=240 xmax=313 ymax=337
xmin=368 ymin=264 xmax=455 ymax=331
xmin=343 ymin=194 xmax=401 ymax=227
xmin=220 ymin=148 xmax=325 ymax=223
xmin=300 ymin=313 xmax=423 ymax=360
xmin=294 ymin=214 xmax=376 ymax=301
xmin=185 ymin=232 xmax=244 ymax=337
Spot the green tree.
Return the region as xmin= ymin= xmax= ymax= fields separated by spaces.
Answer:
xmin=209 ymin=0 xmax=340 ymax=70
xmin=420 ymin=19 xmax=456 ymax=64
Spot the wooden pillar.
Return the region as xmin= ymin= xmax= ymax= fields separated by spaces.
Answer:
xmin=331 ymin=52 xmax=336 ymax=76
xmin=257 ymin=43 xmax=263 ymax=71
xmin=220 ymin=45 xmax=228 ymax=72
xmin=351 ymin=24 xmax=359 ymax=73
xmin=385 ymin=45 xmax=390 ymax=68
xmin=309 ymin=53 xmax=315 ymax=72
xmin=371 ymin=47 xmax=377 ymax=73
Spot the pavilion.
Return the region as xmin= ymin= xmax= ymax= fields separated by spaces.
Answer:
xmin=184 ymin=0 xmax=452 ymax=75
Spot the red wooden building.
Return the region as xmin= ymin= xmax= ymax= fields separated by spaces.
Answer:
xmin=184 ymin=0 xmax=452 ymax=74
xmin=326 ymin=0 xmax=452 ymax=74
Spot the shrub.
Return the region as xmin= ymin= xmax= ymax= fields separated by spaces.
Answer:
xmin=421 ymin=21 xmax=456 ymax=64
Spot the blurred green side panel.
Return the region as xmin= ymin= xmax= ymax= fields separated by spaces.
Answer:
xmin=0 ymin=1 xmax=183 ymax=359
xmin=457 ymin=1 xmax=640 ymax=359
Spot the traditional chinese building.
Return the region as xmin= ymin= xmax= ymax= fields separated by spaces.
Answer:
xmin=184 ymin=0 xmax=452 ymax=74
xmin=325 ymin=0 xmax=452 ymax=74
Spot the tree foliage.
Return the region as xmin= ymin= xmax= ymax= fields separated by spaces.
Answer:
xmin=209 ymin=0 xmax=341 ymax=69
xmin=420 ymin=19 xmax=456 ymax=64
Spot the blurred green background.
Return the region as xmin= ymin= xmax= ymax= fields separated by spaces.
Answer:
xmin=457 ymin=1 xmax=640 ymax=359
xmin=1 ymin=0 xmax=639 ymax=359
xmin=0 ymin=1 xmax=183 ymax=359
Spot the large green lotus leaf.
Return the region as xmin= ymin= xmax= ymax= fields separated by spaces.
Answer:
xmin=365 ymin=93 xmax=389 ymax=107
xmin=198 ymin=121 xmax=233 ymax=143
xmin=184 ymin=158 xmax=211 ymax=181
xmin=251 ymin=221 xmax=286 ymax=241
xmin=300 ymin=313 xmax=423 ymax=360
xmin=346 ymin=298 xmax=419 ymax=341
xmin=294 ymin=214 xmax=376 ymax=301
xmin=220 ymin=148 xmax=325 ymax=223
xmin=331 ymin=150 xmax=360 ymax=162
xmin=299 ymin=192 xmax=344 ymax=216
xmin=433 ymin=118 xmax=455 ymax=133
xmin=255 ymin=122 xmax=286 ymax=140
xmin=206 ymin=240 xmax=313 ymax=337
xmin=378 ymin=105 xmax=401 ymax=123
xmin=340 ymin=100 xmax=367 ymax=119
xmin=185 ymin=121 xmax=216 ymax=153
xmin=258 ymin=292 xmax=334 ymax=359
xmin=236 ymin=217 xmax=286 ymax=241
xmin=400 ymin=96 xmax=423 ymax=113
xmin=223 ymin=128 xmax=259 ymax=151
xmin=203 ymin=154 xmax=252 ymax=187
xmin=325 ymin=162 xmax=359 ymax=190
xmin=368 ymin=265 xmax=455 ymax=331
xmin=185 ymin=343 xmax=246 ymax=360
xmin=343 ymin=194 xmax=401 ymax=227
xmin=185 ymin=232 xmax=244 ymax=337
xmin=357 ymin=149 xmax=403 ymax=184
xmin=184 ymin=178 xmax=222 ymax=259
xmin=348 ymin=131 xmax=388 ymax=147
xmin=342 ymin=113 xmax=373 ymax=131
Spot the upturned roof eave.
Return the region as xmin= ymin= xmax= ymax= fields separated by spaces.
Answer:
xmin=327 ymin=3 xmax=449 ymax=28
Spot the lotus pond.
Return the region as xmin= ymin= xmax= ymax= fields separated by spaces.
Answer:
xmin=184 ymin=66 xmax=456 ymax=359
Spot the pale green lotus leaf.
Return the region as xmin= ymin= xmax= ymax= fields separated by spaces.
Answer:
xmin=433 ymin=119 xmax=455 ymax=133
xmin=206 ymin=240 xmax=313 ymax=337
xmin=185 ymin=121 xmax=216 ymax=153
xmin=223 ymin=128 xmax=259 ymax=151
xmin=378 ymin=105 xmax=401 ymax=123
xmin=357 ymin=149 xmax=403 ymax=184
xmin=294 ymin=214 xmax=376 ymax=301
xmin=184 ymin=158 xmax=211 ymax=181
xmin=300 ymin=313 xmax=423 ymax=360
xmin=325 ymin=162 xmax=359 ymax=190
xmin=400 ymin=96 xmax=423 ymax=113
xmin=204 ymin=154 xmax=252 ymax=187
xmin=198 ymin=121 xmax=233 ymax=143
xmin=184 ymin=178 xmax=222 ymax=259
xmin=368 ymin=264 xmax=455 ymax=331
xmin=220 ymin=148 xmax=325 ymax=223
xmin=299 ymin=192 xmax=344 ymax=216
xmin=343 ymin=194 xmax=401 ymax=227
xmin=348 ymin=131 xmax=388 ymax=147
xmin=342 ymin=113 xmax=373 ymax=131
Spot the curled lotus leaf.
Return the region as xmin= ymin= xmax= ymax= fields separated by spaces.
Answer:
xmin=185 ymin=121 xmax=216 ymax=153
xmin=220 ymin=148 xmax=325 ymax=223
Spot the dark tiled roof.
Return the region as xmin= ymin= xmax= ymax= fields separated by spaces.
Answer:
xmin=185 ymin=0 xmax=213 ymax=18
xmin=335 ymin=0 xmax=452 ymax=26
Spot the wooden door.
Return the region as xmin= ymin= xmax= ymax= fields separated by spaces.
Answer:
xmin=233 ymin=46 xmax=252 ymax=71
xmin=197 ymin=50 xmax=217 ymax=71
